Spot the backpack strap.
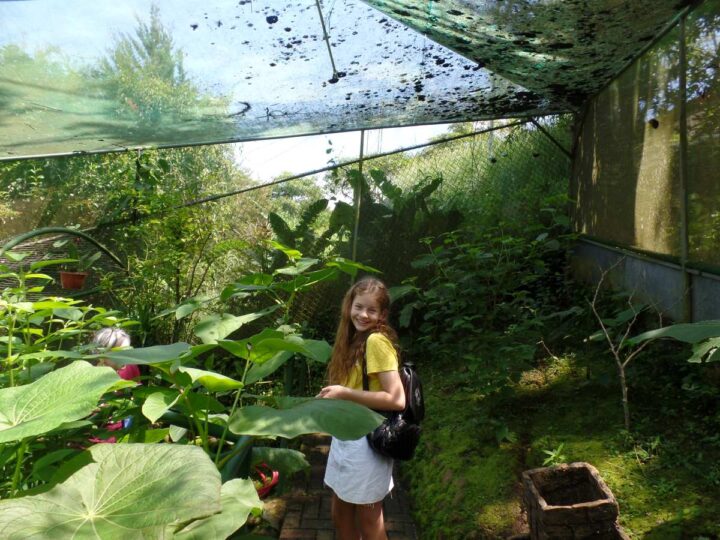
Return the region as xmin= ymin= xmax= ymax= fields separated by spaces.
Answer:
xmin=361 ymin=347 xmax=369 ymax=392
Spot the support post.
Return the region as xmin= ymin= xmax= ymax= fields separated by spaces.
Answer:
xmin=678 ymin=15 xmax=692 ymax=322
xmin=530 ymin=117 xmax=572 ymax=160
xmin=351 ymin=130 xmax=365 ymax=270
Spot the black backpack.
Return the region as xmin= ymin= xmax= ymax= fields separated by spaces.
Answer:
xmin=398 ymin=362 xmax=425 ymax=424
xmin=363 ymin=360 xmax=425 ymax=460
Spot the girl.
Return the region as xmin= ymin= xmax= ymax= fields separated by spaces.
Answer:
xmin=317 ymin=277 xmax=405 ymax=540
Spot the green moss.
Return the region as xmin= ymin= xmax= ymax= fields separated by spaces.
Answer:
xmin=403 ymin=353 xmax=720 ymax=538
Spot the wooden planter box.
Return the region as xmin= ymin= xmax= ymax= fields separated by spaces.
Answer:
xmin=522 ymin=462 xmax=629 ymax=539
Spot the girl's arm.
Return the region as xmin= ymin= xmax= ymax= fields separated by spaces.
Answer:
xmin=317 ymin=370 xmax=406 ymax=411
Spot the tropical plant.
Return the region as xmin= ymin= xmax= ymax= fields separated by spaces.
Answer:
xmin=0 ymin=250 xmax=384 ymax=537
xmin=393 ymin=209 xmax=577 ymax=382
xmin=324 ymin=167 xmax=461 ymax=286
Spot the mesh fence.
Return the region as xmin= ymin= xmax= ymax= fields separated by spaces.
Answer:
xmin=287 ymin=117 xmax=574 ymax=336
xmin=352 ymin=118 xmax=572 ymax=227
xmin=0 ymin=118 xmax=572 ymax=342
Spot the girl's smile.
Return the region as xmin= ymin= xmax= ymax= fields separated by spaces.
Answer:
xmin=350 ymin=291 xmax=383 ymax=332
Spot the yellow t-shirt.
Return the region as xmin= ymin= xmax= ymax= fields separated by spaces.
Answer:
xmin=344 ymin=333 xmax=399 ymax=391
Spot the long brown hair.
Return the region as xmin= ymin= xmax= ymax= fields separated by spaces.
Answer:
xmin=327 ymin=277 xmax=399 ymax=385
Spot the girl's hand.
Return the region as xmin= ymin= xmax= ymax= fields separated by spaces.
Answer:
xmin=316 ymin=385 xmax=346 ymax=400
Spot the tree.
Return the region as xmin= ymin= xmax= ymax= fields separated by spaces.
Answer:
xmin=97 ymin=5 xmax=198 ymax=128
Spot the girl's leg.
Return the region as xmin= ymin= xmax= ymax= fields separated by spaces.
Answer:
xmin=356 ymin=501 xmax=387 ymax=540
xmin=331 ymin=493 xmax=360 ymax=540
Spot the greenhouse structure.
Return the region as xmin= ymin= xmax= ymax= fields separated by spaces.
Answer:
xmin=0 ymin=0 xmax=719 ymax=538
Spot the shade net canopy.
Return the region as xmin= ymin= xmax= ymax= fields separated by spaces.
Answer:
xmin=0 ymin=0 xmax=693 ymax=160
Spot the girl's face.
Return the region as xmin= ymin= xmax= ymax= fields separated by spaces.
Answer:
xmin=350 ymin=291 xmax=384 ymax=332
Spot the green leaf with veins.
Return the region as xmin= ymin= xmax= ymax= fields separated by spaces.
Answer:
xmin=0 ymin=444 xmax=222 ymax=539
xmin=176 ymin=366 xmax=243 ymax=392
xmin=229 ymin=398 xmax=383 ymax=441
xmin=0 ymin=361 xmax=120 ymax=444
xmin=174 ymin=478 xmax=261 ymax=539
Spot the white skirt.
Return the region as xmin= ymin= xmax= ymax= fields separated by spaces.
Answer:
xmin=324 ymin=436 xmax=394 ymax=504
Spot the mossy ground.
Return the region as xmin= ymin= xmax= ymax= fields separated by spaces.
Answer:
xmin=401 ymin=349 xmax=720 ymax=539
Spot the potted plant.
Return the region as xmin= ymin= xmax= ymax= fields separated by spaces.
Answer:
xmin=55 ymin=238 xmax=102 ymax=290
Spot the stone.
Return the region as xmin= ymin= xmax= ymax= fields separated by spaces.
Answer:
xmin=522 ymin=462 xmax=625 ymax=539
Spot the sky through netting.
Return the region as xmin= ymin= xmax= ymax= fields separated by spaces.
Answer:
xmin=0 ymin=0 xmax=694 ymax=160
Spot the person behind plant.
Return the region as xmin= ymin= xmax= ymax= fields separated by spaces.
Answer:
xmin=317 ymin=277 xmax=405 ymax=539
xmin=92 ymin=327 xmax=140 ymax=381
xmin=88 ymin=327 xmax=140 ymax=443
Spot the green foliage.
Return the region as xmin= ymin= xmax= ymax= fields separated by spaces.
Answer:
xmin=0 ymin=251 xmax=384 ymax=536
xmin=541 ymin=443 xmax=567 ymax=466
xmin=396 ymin=211 xmax=576 ymax=397
xmin=95 ymin=146 xmax=258 ymax=345
xmin=325 ymin=167 xmax=461 ymax=285
xmin=0 ymin=444 xmax=242 ymax=538
xmin=0 ymin=8 xmax=259 ymax=349
xmin=0 ymin=257 xmax=131 ymax=387
xmin=630 ymin=320 xmax=720 ymax=346
xmin=368 ymin=118 xmax=572 ymax=234
xmin=0 ymin=361 xmax=123 ymax=444
xmin=97 ymin=5 xmax=222 ymax=129
xmin=404 ymin=350 xmax=720 ymax=538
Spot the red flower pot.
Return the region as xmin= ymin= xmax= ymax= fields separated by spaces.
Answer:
xmin=59 ymin=271 xmax=89 ymax=290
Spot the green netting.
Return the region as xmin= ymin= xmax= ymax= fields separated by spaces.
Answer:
xmin=571 ymin=0 xmax=720 ymax=269
xmin=572 ymin=26 xmax=682 ymax=257
xmin=687 ymin=1 xmax=720 ymax=267
xmin=0 ymin=0 xmax=693 ymax=160
xmin=366 ymin=0 xmax=693 ymax=106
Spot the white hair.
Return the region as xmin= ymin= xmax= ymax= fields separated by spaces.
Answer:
xmin=92 ymin=327 xmax=131 ymax=349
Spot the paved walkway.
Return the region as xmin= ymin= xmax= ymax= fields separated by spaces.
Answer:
xmin=265 ymin=434 xmax=418 ymax=540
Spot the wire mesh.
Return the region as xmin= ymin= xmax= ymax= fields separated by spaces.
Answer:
xmin=288 ymin=117 xmax=574 ymax=336
xmin=0 ymin=118 xmax=573 ymax=341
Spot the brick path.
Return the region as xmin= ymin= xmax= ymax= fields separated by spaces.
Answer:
xmin=268 ymin=434 xmax=418 ymax=540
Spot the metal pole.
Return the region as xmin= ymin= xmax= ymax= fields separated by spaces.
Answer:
xmin=530 ymin=117 xmax=573 ymax=159
xmin=88 ymin=120 xmax=529 ymax=232
xmin=351 ymin=130 xmax=365 ymax=266
xmin=678 ymin=15 xmax=692 ymax=321
xmin=177 ymin=120 xmax=528 ymax=209
xmin=314 ymin=0 xmax=340 ymax=80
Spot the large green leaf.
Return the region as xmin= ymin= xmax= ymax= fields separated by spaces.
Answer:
xmin=269 ymin=268 xmax=339 ymax=294
xmin=267 ymin=212 xmax=295 ymax=249
xmin=15 ymin=350 xmax=84 ymax=363
xmin=389 ymin=284 xmax=417 ymax=303
xmin=0 ymin=444 xmax=222 ymax=539
xmin=268 ymin=241 xmax=302 ymax=261
xmin=195 ymin=307 xmax=279 ymax=344
xmin=251 ymin=447 xmax=310 ymax=478
xmin=275 ymin=257 xmax=319 ymax=276
xmin=183 ymin=393 xmax=226 ymax=414
xmin=628 ymin=320 xmax=720 ymax=345
xmin=228 ymin=398 xmax=383 ymax=441
xmin=688 ymin=337 xmax=720 ymax=363
xmin=99 ymin=342 xmax=191 ymax=365
xmin=220 ymin=332 xmax=331 ymax=366
xmin=220 ymin=274 xmax=274 ymax=301
xmin=177 ymin=366 xmax=243 ymax=392
xmin=326 ymin=258 xmax=380 ymax=278
xmin=0 ymin=361 xmax=120 ymax=444
xmin=301 ymin=340 xmax=332 ymax=363
xmin=174 ymin=478 xmax=261 ymax=539
xmin=142 ymin=389 xmax=181 ymax=423
xmin=245 ymin=350 xmax=294 ymax=385
xmin=329 ymin=201 xmax=355 ymax=232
